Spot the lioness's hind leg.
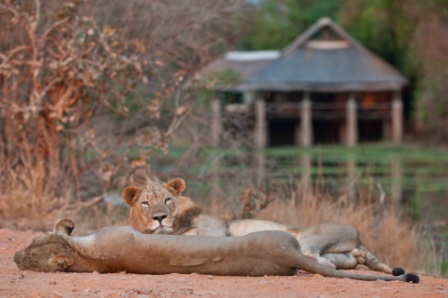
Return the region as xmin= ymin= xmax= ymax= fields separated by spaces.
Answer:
xmin=322 ymin=253 xmax=357 ymax=270
xmin=303 ymin=253 xmax=337 ymax=269
xmin=354 ymin=245 xmax=404 ymax=275
xmin=303 ymin=252 xmax=318 ymax=262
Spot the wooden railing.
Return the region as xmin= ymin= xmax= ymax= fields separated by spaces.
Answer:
xmin=224 ymin=102 xmax=392 ymax=119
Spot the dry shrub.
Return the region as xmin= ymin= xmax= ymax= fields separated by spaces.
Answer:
xmin=253 ymin=181 xmax=424 ymax=272
xmin=0 ymin=169 xmax=72 ymax=230
xmin=0 ymin=0 xmax=247 ymax=226
xmin=199 ymin=176 xmax=427 ymax=273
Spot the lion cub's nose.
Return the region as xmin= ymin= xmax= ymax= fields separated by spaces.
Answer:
xmin=152 ymin=214 xmax=167 ymax=223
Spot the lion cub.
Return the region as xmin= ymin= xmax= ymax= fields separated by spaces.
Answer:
xmin=122 ymin=177 xmax=228 ymax=236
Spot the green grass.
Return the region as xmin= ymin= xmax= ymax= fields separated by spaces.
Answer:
xmin=441 ymin=261 xmax=448 ymax=275
xmin=159 ymin=144 xmax=448 ymax=223
xmin=159 ymin=144 xmax=448 ymax=206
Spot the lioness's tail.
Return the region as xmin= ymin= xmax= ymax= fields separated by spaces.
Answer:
xmin=355 ymin=245 xmax=405 ymax=276
xmin=292 ymin=250 xmax=419 ymax=283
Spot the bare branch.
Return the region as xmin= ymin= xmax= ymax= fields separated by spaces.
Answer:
xmin=38 ymin=16 xmax=71 ymax=45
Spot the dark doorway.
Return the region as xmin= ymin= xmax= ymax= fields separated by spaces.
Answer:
xmin=268 ymin=119 xmax=296 ymax=147
xmin=312 ymin=119 xmax=340 ymax=144
xmin=358 ymin=119 xmax=383 ymax=142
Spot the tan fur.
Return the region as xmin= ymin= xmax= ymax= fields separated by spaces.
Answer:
xmin=123 ymin=177 xmax=403 ymax=275
xmin=51 ymin=219 xmax=75 ymax=236
xmin=122 ymin=177 xmax=228 ymax=236
xmin=13 ymin=219 xmax=418 ymax=283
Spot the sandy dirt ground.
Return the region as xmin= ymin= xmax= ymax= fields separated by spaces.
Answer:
xmin=1 ymin=228 xmax=448 ymax=298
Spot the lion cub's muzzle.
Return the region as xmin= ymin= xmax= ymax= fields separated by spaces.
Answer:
xmin=152 ymin=214 xmax=167 ymax=223
xmin=149 ymin=211 xmax=174 ymax=234
xmin=149 ymin=209 xmax=174 ymax=234
xmin=151 ymin=222 xmax=174 ymax=234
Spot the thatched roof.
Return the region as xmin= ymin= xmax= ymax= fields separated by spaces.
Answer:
xmin=202 ymin=18 xmax=407 ymax=93
xmin=199 ymin=51 xmax=279 ymax=91
xmin=247 ymin=17 xmax=407 ymax=92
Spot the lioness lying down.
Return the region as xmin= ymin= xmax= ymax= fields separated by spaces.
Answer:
xmin=14 ymin=219 xmax=419 ymax=283
xmin=122 ymin=177 xmax=406 ymax=276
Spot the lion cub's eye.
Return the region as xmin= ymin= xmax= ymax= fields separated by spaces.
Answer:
xmin=164 ymin=198 xmax=172 ymax=205
xmin=141 ymin=201 xmax=150 ymax=208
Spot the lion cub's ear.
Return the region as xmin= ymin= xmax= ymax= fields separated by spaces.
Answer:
xmin=122 ymin=186 xmax=141 ymax=206
xmin=165 ymin=178 xmax=186 ymax=196
xmin=52 ymin=219 xmax=75 ymax=236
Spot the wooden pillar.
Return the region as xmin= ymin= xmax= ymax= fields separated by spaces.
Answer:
xmin=346 ymin=93 xmax=358 ymax=147
xmin=210 ymin=98 xmax=222 ymax=204
xmin=211 ymin=98 xmax=221 ymax=147
xmin=392 ymin=92 xmax=403 ymax=145
xmin=391 ymin=155 xmax=403 ymax=203
xmin=300 ymin=93 xmax=312 ymax=147
xmin=299 ymin=152 xmax=312 ymax=200
xmin=254 ymin=97 xmax=267 ymax=184
xmin=346 ymin=153 xmax=356 ymax=202
xmin=255 ymin=98 xmax=267 ymax=149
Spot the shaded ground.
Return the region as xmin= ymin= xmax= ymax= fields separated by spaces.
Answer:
xmin=1 ymin=229 xmax=447 ymax=298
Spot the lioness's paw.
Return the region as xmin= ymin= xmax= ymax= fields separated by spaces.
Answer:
xmin=303 ymin=253 xmax=318 ymax=262
xmin=351 ymin=248 xmax=366 ymax=264
xmin=48 ymin=255 xmax=74 ymax=270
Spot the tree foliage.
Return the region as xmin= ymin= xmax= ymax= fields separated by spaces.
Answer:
xmin=338 ymin=0 xmax=414 ymax=75
xmin=240 ymin=0 xmax=342 ymax=50
xmin=405 ymin=1 xmax=448 ymax=139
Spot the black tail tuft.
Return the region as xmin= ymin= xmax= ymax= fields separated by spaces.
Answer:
xmin=404 ymin=273 xmax=419 ymax=283
xmin=392 ymin=267 xmax=405 ymax=276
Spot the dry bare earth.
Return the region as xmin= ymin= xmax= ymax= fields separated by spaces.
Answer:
xmin=1 ymin=229 xmax=447 ymax=298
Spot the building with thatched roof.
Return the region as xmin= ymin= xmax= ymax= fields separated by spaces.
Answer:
xmin=206 ymin=17 xmax=407 ymax=148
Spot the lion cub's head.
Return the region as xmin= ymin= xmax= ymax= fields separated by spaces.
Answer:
xmin=122 ymin=177 xmax=198 ymax=234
